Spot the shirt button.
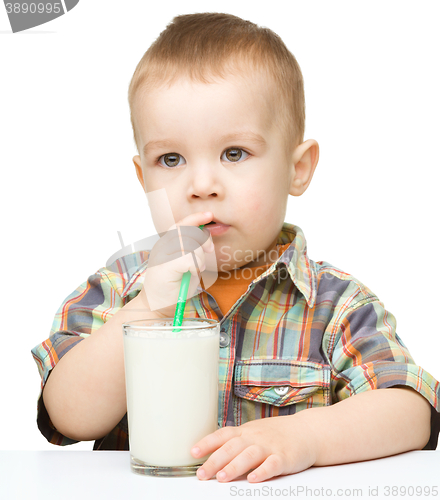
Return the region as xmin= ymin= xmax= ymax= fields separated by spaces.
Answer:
xmin=219 ymin=329 xmax=230 ymax=348
xmin=274 ymin=386 xmax=289 ymax=396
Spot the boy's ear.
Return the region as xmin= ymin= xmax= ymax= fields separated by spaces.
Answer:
xmin=133 ymin=155 xmax=146 ymax=192
xmin=289 ymin=139 xmax=319 ymax=196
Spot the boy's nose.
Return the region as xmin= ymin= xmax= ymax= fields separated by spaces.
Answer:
xmin=188 ymin=164 xmax=223 ymax=199
xmin=191 ymin=191 xmax=218 ymax=199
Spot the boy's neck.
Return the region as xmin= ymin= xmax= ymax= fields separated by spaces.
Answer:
xmin=240 ymin=236 xmax=279 ymax=269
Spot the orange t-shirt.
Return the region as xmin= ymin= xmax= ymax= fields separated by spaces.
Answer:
xmin=202 ymin=243 xmax=291 ymax=316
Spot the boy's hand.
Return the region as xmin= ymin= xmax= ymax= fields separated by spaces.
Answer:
xmin=191 ymin=414 xmax=319 ymax=483
xmin=140 ymin=211 xmax=215 ymax=317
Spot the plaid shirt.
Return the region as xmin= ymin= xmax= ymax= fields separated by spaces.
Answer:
xmin=32 ymin=223 xmax=440 ymax=450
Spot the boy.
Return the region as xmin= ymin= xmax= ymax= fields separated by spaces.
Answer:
xmin=32 ymin=13 xmax=440 ymax=483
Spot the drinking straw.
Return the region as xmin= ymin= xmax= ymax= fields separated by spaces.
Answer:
xmin=172 ymin=225 xmax=205 ymax=332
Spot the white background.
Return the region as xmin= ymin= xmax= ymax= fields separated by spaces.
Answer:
xmin=0 ymin=1 xmax=439 ymax=451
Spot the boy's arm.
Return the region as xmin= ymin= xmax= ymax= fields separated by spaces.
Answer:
xmin=43 ymin=292 xmax=161 ymax=442
xmin=192 ymin=386 xmax=431 ymax=483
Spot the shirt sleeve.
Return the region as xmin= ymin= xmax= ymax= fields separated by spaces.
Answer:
xmin=31 ymin=270 xmax=125 ymax=446
xmin=328 ymin=300 xmax=440 ymax=450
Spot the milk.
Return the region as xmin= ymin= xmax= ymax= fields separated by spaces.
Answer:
xmin=123 ymin=320 xmax=219 ymax=467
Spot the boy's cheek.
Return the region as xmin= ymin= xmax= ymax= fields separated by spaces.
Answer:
xmin=245 ymin=191 xmax=261 ymax=214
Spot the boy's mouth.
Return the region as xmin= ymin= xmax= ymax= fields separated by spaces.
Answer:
xmin=204 ymin=218 xmax=230 ymax=236
xmin=205 ymin=217 xmax=228 ymax=226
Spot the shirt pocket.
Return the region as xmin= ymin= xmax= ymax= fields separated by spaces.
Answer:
xmin=233 ymin=359 xmax=331 ymax=426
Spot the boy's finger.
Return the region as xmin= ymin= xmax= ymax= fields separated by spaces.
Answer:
xmin=195 ymin=436 xmax=247 ymax=480
xmin=171 ymin=212 xmax=213 ymax=232
xmin=149 ymin=238 xmax=199 ymax=267
xmin=191 ymin=425 xmax=239 ymax=458
xmin=247 ymin=454 xmax=286 ymax=483
xmin=167 ymin=251 xmax=205 ymax=277
xmin=160 ymin=224 xmax=207 ymax=247
xmin=201 ymin=233 xmax=215 ymax=253
xmin=169 ymin=223 xmax=213 ymax=251
xmin=150 ymin=229 xmax=213 ymax=267
xmin=216 ymin=445 xmax=266 ymax=482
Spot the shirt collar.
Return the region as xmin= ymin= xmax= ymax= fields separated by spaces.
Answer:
xmin=254 ymin=223 xmax=317 ymax=309
xmin=121 ymin=223 xmax=316 ymax=308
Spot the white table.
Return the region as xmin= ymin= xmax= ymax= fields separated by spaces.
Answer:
xmin=1 ymin=450 xmax=439 ymax=499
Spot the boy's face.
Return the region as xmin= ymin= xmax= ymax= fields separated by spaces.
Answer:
xmin=132 ymin=74 xmax=316 ymax=272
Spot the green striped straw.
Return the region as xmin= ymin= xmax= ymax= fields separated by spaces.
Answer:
xmin=172 ymin=225 xmax=205 ymax=332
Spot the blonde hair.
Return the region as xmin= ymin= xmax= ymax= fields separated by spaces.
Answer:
xmin=128 ymin=13 xmax=305 ymax=153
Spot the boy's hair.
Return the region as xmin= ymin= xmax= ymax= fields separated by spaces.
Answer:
xmin=128 ymin=12 xmax=305 ymax=154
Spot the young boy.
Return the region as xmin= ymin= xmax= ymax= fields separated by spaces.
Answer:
xmin=32 ymin=13 xmax=440 ymax=483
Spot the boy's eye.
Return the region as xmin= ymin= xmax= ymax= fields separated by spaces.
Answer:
xmin=159 ymin=153 xmax=186 ymax=168
xmin=221 ymin=148 xmax=249 ymax=163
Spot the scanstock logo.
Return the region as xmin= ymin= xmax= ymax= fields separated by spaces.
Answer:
xmin=3 ymin=0 xmax=79 ymax=32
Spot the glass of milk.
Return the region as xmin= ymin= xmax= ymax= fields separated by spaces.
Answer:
xmin=122 ymin=318 xmax=220 ymax=476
